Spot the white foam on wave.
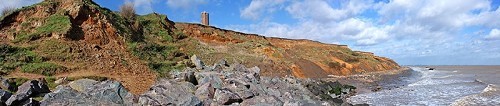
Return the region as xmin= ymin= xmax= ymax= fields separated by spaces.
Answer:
xmin=451 ymin=84 xmax=500 ymax=106
xmin=348 ymin=67 xmax=491 ymax=105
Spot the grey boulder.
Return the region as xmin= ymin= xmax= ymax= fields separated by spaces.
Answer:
xmin=6 ymin=80 xmax=50 ymax=106
xmin=138 ymin=79 xmax=201 ymax=106
xmin=40 ymin=79 xmax=134 ymax=106
xmin=0 ymin=89 xmax=12 ymax=105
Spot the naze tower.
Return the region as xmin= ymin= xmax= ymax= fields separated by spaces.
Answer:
xmin=201 ymin=11 xmax=209 ymax=25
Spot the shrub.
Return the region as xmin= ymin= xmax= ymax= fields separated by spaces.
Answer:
xmin=120 ymin=2 xmax=136 ymax=21
xmin=1 ymin=6 xmax=16 ymax=17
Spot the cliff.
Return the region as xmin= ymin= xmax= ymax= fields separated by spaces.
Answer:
xmin=0 ymin=0 xmax=400 ymax=94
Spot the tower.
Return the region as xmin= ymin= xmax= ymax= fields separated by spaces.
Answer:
xmin=201 ymin=11 xmax=209 ymax=25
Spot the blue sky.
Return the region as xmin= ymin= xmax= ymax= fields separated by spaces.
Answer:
xmin=3 ymin=0 xmax=500 ymax=65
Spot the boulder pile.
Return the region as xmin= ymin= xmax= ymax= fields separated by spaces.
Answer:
xmin=1 ymin=55 xmax=359 ymax=106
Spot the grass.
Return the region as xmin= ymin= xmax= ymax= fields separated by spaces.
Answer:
xmin=138 ymin=14 xmax=174 ymax=42
xmin=13 ymin=14 xmax=71 ymax=43
xmin=1 ymin=44 xmax=43 ymax=73
xmin=0 ymin=44 xmax=67 ymax=76
xmin=127 ymin=42 xmax=187 ymax=78
xmin=45 ymin=76 xmax=58 ymax=89
xmin=38 ymin=40 xmax=73 ymax=61
xmin=21 ymin=62 xmax=66 ymax=76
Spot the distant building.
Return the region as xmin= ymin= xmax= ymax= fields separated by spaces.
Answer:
xmin=201 ymin=11 xmax=209 ymax=25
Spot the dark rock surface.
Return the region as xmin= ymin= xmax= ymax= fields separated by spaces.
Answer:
xmin=0 ymin=89 xmax=12 ymax=105
xmin=20 ymin=57 xmax=359 ymax=106
xmin=138 ymin=79 xmax=201 ymax=106
xmin=0 ymin=78 xmax=16 ymax=92
xmin=6 ymin=80 xmax=50 ymax=106
xmin=40 ymin=80 xmax=135 ymax=105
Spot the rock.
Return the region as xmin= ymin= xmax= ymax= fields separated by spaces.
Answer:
xmin=196 ymin=72 xmax=223 ymax=89
xmin=184 ymin=71 xmax=198 ymax=85
xmin=214 ymin=88 xmax=242 ymax=105
xmin=225 ymin=79 xmax=255 ymax=99
xmin=246 ymin=66 xmax=261 ymax=83
xmin=40 ymin=86 xmax=89 ymax=105
xmin=85 ymin=80 xmax=135 ymax=105
xmin=40 ymin=80 xmax=134 ymax=105
xmin=138 ymin=79 xmax=201 ymax=106
xmin=0 ymin=89 xmax=12 ymax=104
xmin=19 ymin=98 xmax=40 ymax=106
xmin=195 ymin=83 xmax=215 ymax=101
xmin=54 ymin=77 xmax=67 ymax=85
xmin=217 ymin=59 xmax=229 ymax=67
xmin=240 ymin=95 xmax=283 ymax=106
xmin=231 ymin=64 xmax=248 ymax=72
xmin=6 ymin=80 xmax=50 ymax=106
xmin=68 ymin=78 xmax=98 ymax=92
xmin=212 ymin=64 xmax=224 ymax=72
xmin=191 ymin=55 xmax=204 ymax=69
xmin=0 ymin=78 xmax=16 ymax=91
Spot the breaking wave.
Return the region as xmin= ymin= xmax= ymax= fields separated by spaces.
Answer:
xmin=451 ymin=84 xmax=500 ymax=106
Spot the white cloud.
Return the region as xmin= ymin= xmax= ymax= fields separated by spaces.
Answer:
xmin=166 ymin=0 xmax=207 ymax=10
xmin=485 ymin=29 xmax=500 ymax=40
xmin=240 ymin=0 xmax=286 ymax=20
xmin=378 ymin=0 xmax=491 ymax=31
xmin=286 ymin=0 xmax=372 ymax=22
xmin=233 ymin=0 xmax=500 ymax=64
xmin=0 ymin=0 xmax=42 ymax=13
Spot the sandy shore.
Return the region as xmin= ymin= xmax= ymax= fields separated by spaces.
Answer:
xmin=325 ymin=67 xmax=414 ymax=94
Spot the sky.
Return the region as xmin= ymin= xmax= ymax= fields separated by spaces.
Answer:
xmin=2 ymin=0 xmax=500 ymax=65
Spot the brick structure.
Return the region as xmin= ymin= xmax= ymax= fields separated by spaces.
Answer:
xmin=201 ymin=11 xmax=209 ymax=25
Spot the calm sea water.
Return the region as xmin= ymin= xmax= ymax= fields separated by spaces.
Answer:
xmin=347 ymin=66 xmax=500 ymax=106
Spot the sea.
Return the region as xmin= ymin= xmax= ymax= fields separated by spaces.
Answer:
xmin=347 ymin=66 xmax=500 ymax=106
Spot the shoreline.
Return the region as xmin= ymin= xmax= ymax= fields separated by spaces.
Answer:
xmin=325 ymin=67 xmax=414 ymax=94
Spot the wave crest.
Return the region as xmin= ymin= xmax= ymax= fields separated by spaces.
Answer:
xmin=451 ymin=84 xmax=500 ymax=106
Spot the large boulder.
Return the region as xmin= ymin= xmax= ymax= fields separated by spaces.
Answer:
xmin=196 ymin=72 xmax=223 ymax=89
xmin=214 ymin=88 xmax=242 ymax=105
xmin=240 ymin=95 xmax=283 ymax=106
xmin=18 ymin=98 xmax=40 ymax=106
xmin=68 ymin=78 xmax=98 ymax=92
xmin=195 ymin=83 xmax=215 ymax=101
xmin=6 ymin=80 xmax=50 ymax=106
xmin=190 ymin=55 xmax=205 ymax=70
xmin=0 ymin=89 xmax=12 ymax=105
xmin=40 ymin=79 xmax=135 ymax=105
xmin=0 ymin=78 xmax=16 ymax=92
xmin=138 ymin=79 xmax=201 ymax=106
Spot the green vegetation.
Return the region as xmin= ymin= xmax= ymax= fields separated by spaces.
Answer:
xmin=1 ymin=44 xmax=42 ymax=73
xmin=138 ymin=14 xmax=175 ymax=42
xmin=21 ymin=62 xmax=66 ymax=76
xmin=38 ymin=40 xmax=73 ymax=61
xmin=0 ymin=44 xmax=66 ymax=75
xmin=45 ymin=76 xmax=58 ymax=89
xmin=128 ymin=42 xmax=186 ymax=77
xmin=13 ymin=14 xmax=71 ymax=43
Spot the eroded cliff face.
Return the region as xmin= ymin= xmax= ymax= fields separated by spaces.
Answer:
xmin=175 ymin=23 xmax=400 ymax=78
xmin=0 ymin=0 xmax=399 ymax=94
xmin=0 ymin=0 xmax=156 ymax=94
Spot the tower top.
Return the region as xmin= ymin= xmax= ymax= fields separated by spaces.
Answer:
xmin=201 ymin=11 xmax=209 ymax=25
